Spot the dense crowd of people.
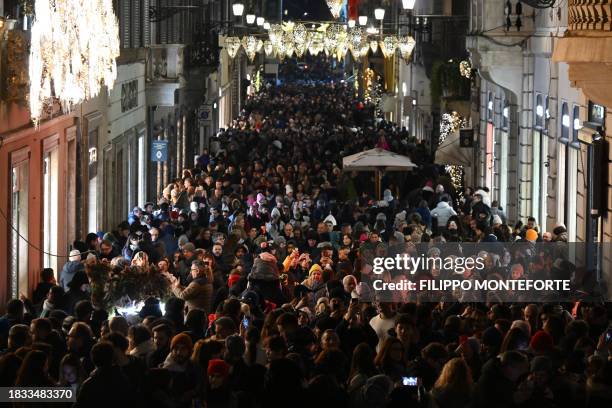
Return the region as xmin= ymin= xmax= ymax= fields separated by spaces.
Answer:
xmin=1 ymin=72 xmax=611 ymax=408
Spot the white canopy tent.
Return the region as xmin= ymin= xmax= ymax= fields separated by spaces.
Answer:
xmin=434 ymin=130 xmax=472 ymax=167
xmin=342 ymin=148 xmax=417 ymax=198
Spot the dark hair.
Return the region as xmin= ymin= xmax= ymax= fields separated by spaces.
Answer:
xmin=421 ymin=342 xmax=448 ymax=361
xmin=103 ymin=332 xmax=129 ymax=352
xmin=15 ymin=350 xmax=52 ymax=387
xmin=0 ymin=353 xmax=22 ymax=386
xmin=30 ymin=318 xmax=52 ymax=337
xmin=128 ymin=324 xmax=152 ymax=346
xmin=40 ymin=268 xmax=55 ymax=282
xmin=8 ymin=324 xmax=30 ymax=350
xmin=90 ymin=342 xmax=115 ymax=369
xmin=349 ymin=343 xmax=377 ymax=379
xmin=152 ymin=324 xmax=173 ymax=339
xmin=74 ymin=300 xmax=93 ymax=321
xmin=6 ymin=299 xmax=24 ymax=316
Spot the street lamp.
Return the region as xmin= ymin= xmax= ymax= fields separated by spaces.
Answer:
xmin=348 ymin=19 xmax=356 ymax=28
xmin=358 ymin=15 xmax=368 ymax=26
xmin=374 ymin=8 xmax=385 ymax=20
xmin=232 ymin=2 xmax=244 ymax=17
xmin=402 ymin=0 xmax=417 ymax=10
xmin=256 ymin=17 xmax=265 ymax=26
xmin=246 ymin=14 xmax=256 ymax=24
xmin=263 ymin=22 xmax=270 ymax=30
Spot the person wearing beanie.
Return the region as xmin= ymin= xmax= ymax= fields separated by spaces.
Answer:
xmin=59 ymin=250 xmax=84 ymax=291
xmin=206 ymin=359 xmax=233 ymax=408
xmin=302 ymin=264 xmax=323 ymax=291
xmin=529 ymin=330 xmax=554 ymax=355
xmin=492 ymin=214 xmax=503 ymax=227
xmin=161 ymin=333 xmax=201 ymax=406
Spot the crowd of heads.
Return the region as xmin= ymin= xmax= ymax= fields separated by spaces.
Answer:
xmin=1 ymin=73 xmax=611 ymax=408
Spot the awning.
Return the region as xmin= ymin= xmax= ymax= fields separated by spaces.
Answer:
xmin=342 ymin=148 xmax=417 ymax=171
xmin=435 ymin=130 xmax=472 ymax=167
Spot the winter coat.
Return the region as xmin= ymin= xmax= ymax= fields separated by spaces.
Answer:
xmin=59 ymin=261 xmax=84 ymax=291
xmin=73 ymin=366 xmax=134 ymax=408
xmin=431 ymin=201 xmax=457 ymax=230
xmin=171 ymin=277 xmax=213 ymax=315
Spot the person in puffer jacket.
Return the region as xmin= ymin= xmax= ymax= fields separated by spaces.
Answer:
xmin=243 ymin=250 xmax=286 ymax=307
xmin=431 ymin=196 xmax=457 ymax=233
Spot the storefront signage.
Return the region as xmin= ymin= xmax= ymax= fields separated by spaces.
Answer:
xmin=151 ymin=140 xmax=168 ymax=162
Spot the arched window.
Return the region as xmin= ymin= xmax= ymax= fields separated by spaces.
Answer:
xmin=559 ymin=102 xmax=569 ymax=143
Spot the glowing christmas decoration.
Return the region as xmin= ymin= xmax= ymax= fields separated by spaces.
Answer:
xmin=398 ymin=35 xmax=416 ymax=61
xmin=459 ymin=60 xmax=472 ymax=78
xmin=380 ymin=36 xmax=399 ymax=58
xmin=29 ymin=0 xmax=120 ymax=123
xmin=225 ymin=37 xmax=242 ymax=58
xmin=326 ymin=0 xmax=344 ymax=19
xmin=242 ymin=35 xmax=258 ymax=62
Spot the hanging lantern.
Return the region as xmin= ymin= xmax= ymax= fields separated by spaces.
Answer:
xmin=347 ymin=27 xmax=363 ymax=53
xmin=269 ymin=24 xmax=284 ymax=46
xmin=380 ymin=36 xmax=398 ymax=58
xmin=326 ymin=0 xmax=343 ymax=19
xmin=398 ymin=35 xmax=416 ymax=61
xmin=241 ymin=36 xmax=259 ymax=62
xmin=293 ymin=23 xmax=307 ymax=43
xmin=283 ymin=32 xmax=295 ymax=57
xmin=225 ymin=36 xmax=241 ymax=58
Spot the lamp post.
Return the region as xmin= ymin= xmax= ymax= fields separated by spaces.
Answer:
xmin=232 ymin=2 xmax=244 ymax=17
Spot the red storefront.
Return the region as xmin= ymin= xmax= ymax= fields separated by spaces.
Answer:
xmin=0 ymin=103 xmax=76 ymax=310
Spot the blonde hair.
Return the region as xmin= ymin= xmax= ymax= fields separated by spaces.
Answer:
xmin=433 ymin=357 xmax=473 ymax=393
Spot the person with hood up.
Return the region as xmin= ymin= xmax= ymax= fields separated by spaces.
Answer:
xmin=245 ymin=250 xmax=286 ymax=307
xmin=431 ymin=196 xmax=457 ymax=233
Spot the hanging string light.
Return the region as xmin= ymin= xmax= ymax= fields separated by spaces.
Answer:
xmin=326 ymin=0 xmax=344 ymax=19
xmin=29 ymin=0 xmax=120 ymax=123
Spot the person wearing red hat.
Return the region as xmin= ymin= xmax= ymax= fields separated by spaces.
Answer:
xmin=206 ymin=359 xmax=232 ymax=408
xmin=529 ymin=330 xmax=554 ymax=355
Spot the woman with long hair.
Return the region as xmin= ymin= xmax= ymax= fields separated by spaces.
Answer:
xmin=347 ymin=343 xmax=378 ymax=393
xmin=431 ymin=357 xmax=473 ymax=408
xmin=374 ymin=337 xmax=406 ymax=382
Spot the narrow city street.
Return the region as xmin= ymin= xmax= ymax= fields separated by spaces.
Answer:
xmin=0 ymin=0 xmax=611 ymax=407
